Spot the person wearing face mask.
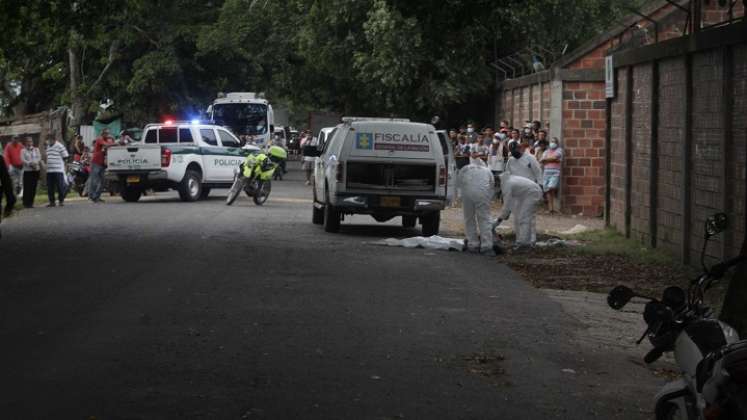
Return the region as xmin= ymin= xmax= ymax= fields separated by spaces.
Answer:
xmin=505 ymin=139 xmax=542 ymax=185
xmin=457 ymin=150 xmax=496 ymax=254
xmin=465 ymin=123 xmax=478 ymax=142
xmin=540 ymin=137 xmax=563 ymax=214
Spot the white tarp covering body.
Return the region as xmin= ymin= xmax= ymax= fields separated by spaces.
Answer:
xmin=373 ymin=236 xmax=465 ymax=251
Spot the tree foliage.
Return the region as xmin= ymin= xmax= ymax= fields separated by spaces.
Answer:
xmin=1 ymin=0 xmax=640 ymax=124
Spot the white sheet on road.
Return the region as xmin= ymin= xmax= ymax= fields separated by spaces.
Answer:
xmin=371 ymin=235 xmax=466 ymax=251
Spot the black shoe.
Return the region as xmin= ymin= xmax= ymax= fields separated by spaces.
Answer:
xmin=58 ymin=202 xmax=64 ymax=207
xmin=46 ymin=203 xmax=56 ymax=208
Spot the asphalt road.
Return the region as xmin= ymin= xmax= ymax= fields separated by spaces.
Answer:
xmin=0 ymin=163 xmax=659 ymax=419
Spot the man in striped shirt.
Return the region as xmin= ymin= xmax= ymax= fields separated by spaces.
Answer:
xmin=45 ymin=135 xmax=69 ymax=207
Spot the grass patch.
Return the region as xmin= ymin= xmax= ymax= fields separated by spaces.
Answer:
xmin=556 ymin=228 xmax=676 ymax=266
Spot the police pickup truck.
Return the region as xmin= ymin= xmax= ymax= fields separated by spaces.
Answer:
xmin=106 ymin=121 xmax=259 ymax=202
xmin=305 ymin=117 xmax=448 ymax=235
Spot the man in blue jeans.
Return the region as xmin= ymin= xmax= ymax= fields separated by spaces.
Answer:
xmin=0 ymin=154 xmax=17 ymax=238
xmin=89 ymin=129 xmax=116 ymax=203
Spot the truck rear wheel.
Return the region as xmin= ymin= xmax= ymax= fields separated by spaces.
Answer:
xmin=312 ymin=205 xmax=324 ymax=225
xmin=178 ymin=170 xmax=202 ymax=202
xmin=121 ymin=187 xmax=142 ymax=202
xmin=421 ymin=212 xmax=440 ymax=236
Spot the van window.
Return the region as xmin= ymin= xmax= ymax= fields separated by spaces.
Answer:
xmin=218 ymin=129 xmax=240 ymax=147
xmin=159 ymin=127 xmax=177 ymax=143
xmin=321 ymin=129 xmax=337 ymax=154
xmin=144 ymin=130 xmax=157 ymax=144
xmin=179 ymin=128 xmax=194 ymax=143
xmin=200 ymin=129 xmax=218 ymax=146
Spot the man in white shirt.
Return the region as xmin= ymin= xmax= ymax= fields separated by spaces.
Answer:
xmin=45 ymin=135 xmax=69 ymax=207
xmin=20 ymin=137 xmax=42 ymax=208
xmin=505 ymin=139 xmax=542 ymax=185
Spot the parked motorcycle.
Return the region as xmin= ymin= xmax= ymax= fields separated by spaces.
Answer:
xmin=607 ymin=213 xmax=747 ymax=419
xmin=67 ymin=160 xmax=89 ymax=196
xmin=226 ymin=147 xmax=287 ymax=206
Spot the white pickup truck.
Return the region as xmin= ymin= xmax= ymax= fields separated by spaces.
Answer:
xmin=106 ymin=121 xmax=259 ymax=202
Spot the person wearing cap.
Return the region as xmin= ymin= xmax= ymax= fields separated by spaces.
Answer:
xmin=3 ymin=135 xmax=24 ymax=196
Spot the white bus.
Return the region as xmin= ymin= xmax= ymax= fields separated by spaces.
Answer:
xmin=206 ymin=92 xmax=275 ymax=146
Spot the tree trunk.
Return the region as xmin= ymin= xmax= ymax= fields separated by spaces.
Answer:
xmin=68 ymin=30 xmax=85 ymax=130
xmin=720 ymin=238 xmax=747 ymax=337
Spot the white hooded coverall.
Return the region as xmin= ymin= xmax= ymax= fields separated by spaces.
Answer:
xmin=458 ymin=159 xmax=495 ymax=252
xmin=505 ymin=149 xmax=543 ymax=184
xmin=497 ymin=172 xmax=543 ymax=246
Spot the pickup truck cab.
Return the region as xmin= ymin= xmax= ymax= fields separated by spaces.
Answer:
xmin=106 ymin=121 xmax=259 ymax=202
xmin=306 ymin=117 xmax=448 ymax=235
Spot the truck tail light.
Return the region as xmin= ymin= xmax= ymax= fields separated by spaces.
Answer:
xmin=439 ymin=166 xmax=447 ymax=186
xmin=336 ymin=161 xmax=345 ymax=183
xmin=161 ymin=147 xmax=172 ymax=167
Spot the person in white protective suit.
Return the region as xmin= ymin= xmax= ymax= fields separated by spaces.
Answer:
xmin=493 ymin=172 xmax=543 ymax=249
xmin=457 ymin=154 xmax=495 ymax=254
xmin=505 ymin=139 xmax=543 ymax=185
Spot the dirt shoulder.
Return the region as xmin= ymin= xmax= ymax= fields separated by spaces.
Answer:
xmin=442 ymin=206 xmax=695 ymax=298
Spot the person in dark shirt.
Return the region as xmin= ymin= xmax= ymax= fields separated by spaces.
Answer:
xmin=0 ymin=154 xmax=17 ymax=237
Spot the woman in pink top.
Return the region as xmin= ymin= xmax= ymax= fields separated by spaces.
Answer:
xmin=540 ymin=137 xmax=563 ymax=214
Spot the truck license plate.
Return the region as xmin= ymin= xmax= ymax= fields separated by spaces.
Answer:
xmin=380 ymin=196 xmax=400 ymax=207
xmin=126 ymin=176 xmax=140 ymax=184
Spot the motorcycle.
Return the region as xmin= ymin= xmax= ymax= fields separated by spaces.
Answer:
xmin=225 ymin=151 xmax=283 ymax=206
xmin=67 ymin=160 xmax=90 ymax=196
xmin=607 ymin=213 xmax=747 ymax=420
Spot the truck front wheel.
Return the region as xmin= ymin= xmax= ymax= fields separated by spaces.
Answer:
xmin=421 ymin=212 xmax=440 ymax=236
xmin=323 ymin=190 xmax=340 ymax=233
xmin=178 ymin=170 xmax=202 ymax=202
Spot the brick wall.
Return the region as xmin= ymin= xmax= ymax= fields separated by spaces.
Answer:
xmin=690 ymin=49 xmax=725 ymax=262
xmin=656 ymin=57 xmax=687 ymax=255
xmin=542 ymin=83 xmax=551 ymax=124
xmin=610 ymin=68 xmax=628 ymax=231
xmin=531 ymin=84 xmax=541 ymax=120
xmin=630 ymin=64 xmax=653 ymax=243
xmin=731 ymin=44 xmax=747 ymax=258
xmin=609 ymin=41 xmax=747 ymax=263
xmin=702 ymin=2 xmax=745 ymax=26
xmin=561 ymin=81 xmax=606 ymax=215
xmin=520 ymin=86 xmax=530 ymax=125
xmin=512 ymin=89 xmax=521 ymax=128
